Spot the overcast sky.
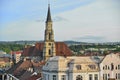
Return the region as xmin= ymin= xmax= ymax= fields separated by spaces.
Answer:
xmin=0 ymin=0 xmax=120 ymax=42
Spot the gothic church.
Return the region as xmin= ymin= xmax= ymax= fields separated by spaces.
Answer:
xmin=22 ymin=4 xmax=72 ymax=61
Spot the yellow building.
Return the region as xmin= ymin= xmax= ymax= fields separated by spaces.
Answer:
xmin=43 ymin=4 xmax=56 ymax=61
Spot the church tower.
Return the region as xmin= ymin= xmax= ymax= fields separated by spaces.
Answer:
xmin=43 ymin=4 xmax=56 ymax=61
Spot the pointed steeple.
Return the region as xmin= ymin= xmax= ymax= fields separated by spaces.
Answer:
xmin=46 ymin=4 xmax=52 ymax=22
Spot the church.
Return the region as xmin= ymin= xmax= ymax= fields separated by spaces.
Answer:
xmin=22 ymin=4 xmax=73 ymax=61
xmin=5 ymin=4 xmax=73 ymax=80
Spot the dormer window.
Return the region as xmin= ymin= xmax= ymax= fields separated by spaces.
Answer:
xmin=76 ymin=65 xmax=81 ymax=70
xmin=88 ymin=65 xmax=96 ymax=69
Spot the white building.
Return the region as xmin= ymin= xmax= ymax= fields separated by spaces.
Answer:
xmin=42 ymin=56 xmax=101 ymax=80
xmin=100 ymin=53 xmax=120 ymax=80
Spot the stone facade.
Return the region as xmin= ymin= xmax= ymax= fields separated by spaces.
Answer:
xmin=43 ymin=4 xmax=56 ymax=61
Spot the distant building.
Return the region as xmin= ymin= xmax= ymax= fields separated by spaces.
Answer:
xmin=0 ymin=51 xmax=12 ymax=80
xmin=11 ymin=51 xmax=22 ymax=63
xmin=100 ymin=53 xmax=120 ymax=80
xmin=42 ymin=56 xmax=101 ymax=80
xmin=0 ymin=50 xmax=7 ymax=54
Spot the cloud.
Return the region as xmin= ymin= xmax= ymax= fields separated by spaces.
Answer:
xmin=0 ymin=19 xmax=45 ymax=41
xmin=53 ymin=0 xmax=120 ymax=42
xmin=0 ymin=0 xmax=120 ymax=42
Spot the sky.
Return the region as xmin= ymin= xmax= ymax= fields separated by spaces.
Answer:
xmin=0 ymin=0 xmax=120 ymax=43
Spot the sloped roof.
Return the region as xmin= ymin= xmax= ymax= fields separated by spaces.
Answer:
xmin=7 ymin=59 xmax=44 ymax=79
xmin=26 ymin=73 xmax=41 ymax=80
xmin=22 ymin=42 xmax=73 ymax=57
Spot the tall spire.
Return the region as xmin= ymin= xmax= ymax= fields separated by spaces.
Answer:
xmin=46 ymin=4 xmax=52 ymax=22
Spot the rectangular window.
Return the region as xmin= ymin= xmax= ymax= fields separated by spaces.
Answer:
xmin=89 ymin=74 xmax=92 ymax=80
xmin=118 ymin=73 xmax=120 ymax=79
xmin=53 ymin=75 xmax=56 ymax=80
xmin=88 ymin=65 xmax=96 ymax=69
xmin=103 ymin=74 xmax=107 ymax=80
xmin=61 ymin=75 xmax=66 ymax=80
xmin=118 ymin=65 xmax=120 ymax=69
xmin=43 ymin=74 xmax=46 ymax=80
xmin=94 ymin=74 xmax=98 ymax=80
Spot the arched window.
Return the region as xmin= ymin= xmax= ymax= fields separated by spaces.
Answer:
xmin=76 ymin=75 xmax=82 ymax=80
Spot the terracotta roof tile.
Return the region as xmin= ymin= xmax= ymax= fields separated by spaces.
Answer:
xmin=22 ymin=42 xmax=73 ymax=57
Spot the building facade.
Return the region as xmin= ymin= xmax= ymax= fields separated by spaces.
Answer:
xmin=42 ymin=56 xmax=100 ymax=80
xmin=11 ymin=51 xmax=22 ymax=63
xmin=100 ymin=53 xmax=120 ymax=80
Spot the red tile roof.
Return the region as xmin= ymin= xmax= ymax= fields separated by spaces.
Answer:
xmin=22 ymin=42 xmax=73 ymax=57
xmin=11 ymin=51 xmax=22 ymax=54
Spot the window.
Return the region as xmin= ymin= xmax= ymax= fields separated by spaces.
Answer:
xmin=94 ymin=74 xmax=98 ymax=80
xmin=76 ymin=65 xmax=81 ymax=70
xmin=49 ymin=33 xmax=51 ymax=40
xmin=89 ymin=74 xmax=92 ymax=80
xmin=116 ymin=73 xmax=117 ymax=79
xmin=108 ymin=66 xmax=109 ymax=70
xmin=118 ymin=65 xmax=120 ymax=69
xmin=116 ymin=66 xmax=118 ymax=70
xmin=76 ymin=75 xmax=82 ymax=80
xmin=88 ymin=65 xmax=96 ymax=69
xmin=103 ymin=74 xmax=107 ymax=80
xmin=48 ymin=75 xmax=49 ymax=80
xmin=111 ymin=63 xmax=114 ymax=70
xmin=105 ymin=65 xmax=107 ymax=70
xmin=61 ymin=75 xmax=66 ymax=80
xmin=118 ymin=73 xmax=120 ymax=79
xmin=53 ymin=75 xmax=56 ymax=80
xmin=49 ymin=49 xmax=51 ymax=55
xmin=103 ymin=66 xmax=104 ymax=70
xmin=43 ymin=74 xmax=46 ymax=80
xmin=108 ymin=74 xmax=110 ymax=79
xmin=67 ymin=63 xmax=70 ymax=67
xmin=48 ymin=43 xmax=51 ymax=46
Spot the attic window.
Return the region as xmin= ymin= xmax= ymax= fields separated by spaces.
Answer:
xmin=88 ymin=65 xmax=96 ymax=69
xmin=76 ymin=65 xmax=81 ymax=70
